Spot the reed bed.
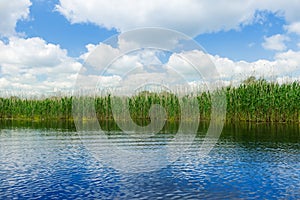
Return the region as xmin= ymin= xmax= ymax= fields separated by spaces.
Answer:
xmin=1 ymin=78 xmax=300 ymax=123
xmin=226 ymin=79 xmax=300 ymax=122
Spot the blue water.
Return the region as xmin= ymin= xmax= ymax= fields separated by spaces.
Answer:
xmin=0 ymin=123 xmax=299 ymax=199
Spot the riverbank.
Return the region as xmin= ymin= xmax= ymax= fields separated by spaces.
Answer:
xmin=1 ymin=78 xmax=300 ymax=123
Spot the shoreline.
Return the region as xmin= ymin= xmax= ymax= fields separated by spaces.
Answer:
xmin=0 ymin=117 xmax=299 ymax=124
xmin=1 ymin=79 xmax=300 ymax=124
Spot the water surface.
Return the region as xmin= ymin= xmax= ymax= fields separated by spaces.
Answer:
xmin=0 ymin=121 xmax=299 ymax=199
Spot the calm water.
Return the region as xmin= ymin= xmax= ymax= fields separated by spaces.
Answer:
xmin=0 ymin=121 xmax=299 ymax=199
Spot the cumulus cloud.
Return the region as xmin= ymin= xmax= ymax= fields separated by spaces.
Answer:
xmin=165 ymin=49 xmax=299 ymax=85
xmin=1 ymin=34 xmax=298 ymax=95
xmin=56 ymin=0 xmax=300 ymax=37
xmin=0 ymin=0 xmax=31 ymax=37
xmin=166 ymin=50 xmax=218 ymax=83
xmin=2 ymin=0 xmax=300 ymax=96
xmin=2 ymin=36 xmax=298 ymax=96
xmin=60 ymin=0 xmax=300 ymax=89
xmin=285 ymin=22 xmax=300 ymax=35
xmin=213 ymin=50 xmax=300 ymax=82
xmin=262 ymin=34 xmax=289 ymax=51
xmin=0 ymin=37 xmax=81 ymax=94
xmin=77 ymin=35 xmax=300 ymax=96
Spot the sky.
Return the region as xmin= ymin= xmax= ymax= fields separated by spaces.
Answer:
xmin=1 ymin=0 xmax=300 ymax=94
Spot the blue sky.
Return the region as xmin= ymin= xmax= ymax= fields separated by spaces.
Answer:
xmin=16 ymin=0 xmax=118 ymax=57
xmin=196 ymin=11 xmax=288 ymax=61
xmin=15 ymin=1 xmax=292 ymax=61
xmin=1 ymin=0 xmax=300 ymax=92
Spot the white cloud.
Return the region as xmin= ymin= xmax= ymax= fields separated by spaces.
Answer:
xmin=274 ymin=50 xmax=300 ymax=71
xmin=165 ymin=49 xmax=299 ymax=85
xmin=2 ymin=35 xmax=297 ymax=95
xmin=213 ymin=50 xmax=300 ymax=82
xmin=276 ymin=75 xmax=300 ymax=84
xmin=0 ymin=37 xmax=81 ymax=94
xmin=262 ymin=34 xmax=289 ymax=51
xmin=79 ymin=38 xmax=300 ymax=94
xmin=260 ymin=0 xmax=300 ymax=23
xmin=0 ymin=0 xmax=31 ymax=37
xmin=56 ymin=0 xmax=300 ymax=37
xmin=81 ymin=42 xmax=120 ymax=71
xmin=2 ymin=0 xmax=300 ymax=96
xmin=285 ymin=22 xmax=300 ymax=35
xmin=167 ymin=50 xmax=217 ymax=82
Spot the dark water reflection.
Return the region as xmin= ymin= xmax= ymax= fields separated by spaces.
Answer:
xmin=0 ymin=120 xmax=299 ymax=199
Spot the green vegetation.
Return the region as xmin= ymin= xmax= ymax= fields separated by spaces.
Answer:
xmin=0 ymin=96 xmax=73 ymax=120
xmin=1 ymin=77 xmax=300 ymax=123
xmin=226 ymin=77 xmax=300 ymax=122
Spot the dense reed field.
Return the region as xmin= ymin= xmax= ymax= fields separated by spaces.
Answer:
xmin=1 ymin=78 xmax=300 ymax=123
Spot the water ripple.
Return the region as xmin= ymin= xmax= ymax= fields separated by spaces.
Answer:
xmin=0 ymin=128 xmax=299 ymax=199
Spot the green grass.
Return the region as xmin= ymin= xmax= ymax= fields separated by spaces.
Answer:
xmin=1 ymin=78 xmax=300 ymax=123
